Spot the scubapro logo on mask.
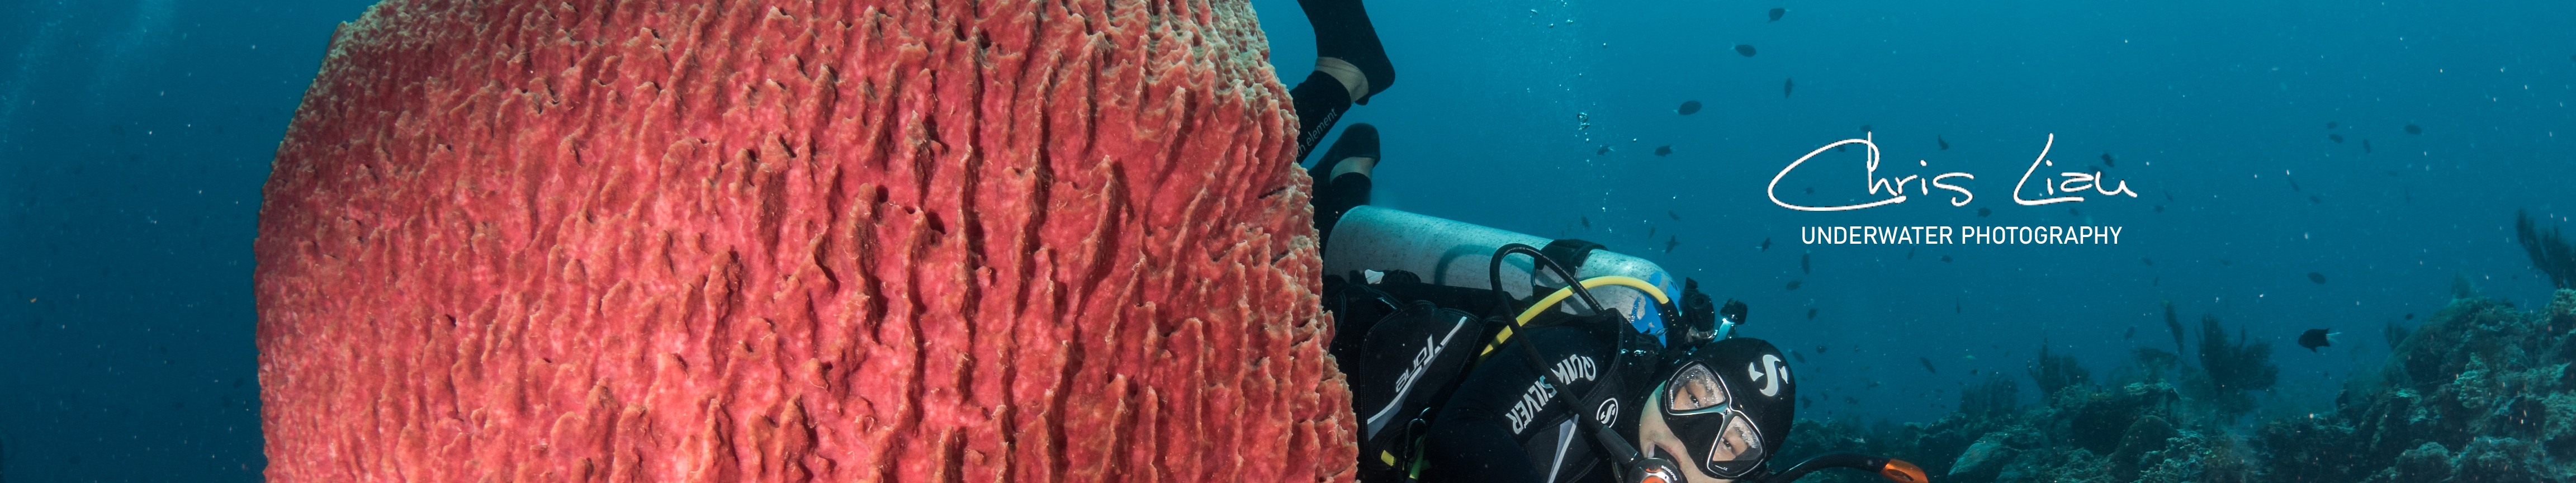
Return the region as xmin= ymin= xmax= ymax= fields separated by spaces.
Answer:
xmin=1507 ymin=354 xmax=1599 ymax=433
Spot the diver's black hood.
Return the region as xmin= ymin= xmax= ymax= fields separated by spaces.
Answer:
xmin=1668 ymin=337 xmax=1796 ymax=468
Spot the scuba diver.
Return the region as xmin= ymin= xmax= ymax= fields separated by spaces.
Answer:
xmin=1280 ymin=4 xmax=1923 ymax=483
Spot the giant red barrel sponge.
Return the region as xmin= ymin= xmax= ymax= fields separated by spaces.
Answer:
xmin=253 ymin=1 xmax=1353 ymax=481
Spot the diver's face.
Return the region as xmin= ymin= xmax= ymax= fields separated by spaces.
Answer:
xmin=1637 ymin=392 xmax=1737 ymax=483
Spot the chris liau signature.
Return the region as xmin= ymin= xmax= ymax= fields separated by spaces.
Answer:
xmin=1767 ymin=133 xmax=2138 ymax=212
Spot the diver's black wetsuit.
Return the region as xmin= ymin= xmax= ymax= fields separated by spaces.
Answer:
xmin=1423 ymin=324 xmax=1649 ymax=483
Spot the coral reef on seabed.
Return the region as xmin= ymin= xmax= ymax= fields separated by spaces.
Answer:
xmin=1777 ymin=290 xmax=2576 ymax=483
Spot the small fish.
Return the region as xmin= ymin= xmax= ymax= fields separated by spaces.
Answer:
xmin=1976 ymin=207 xmax=1991 ymax=217
xmin=1760 ymin=238 xmax=1773 ymax=251
xmin=1784 ymin=78 xmax=1796 ymax=98
xmin=1936 ymin=135 xmax=1950 ymax=150
xmin=1786 ymin=280 xmax=1803 ymax=291
xmin=1768 ymin=7 xmax=1786 ymax=21
xmin=1666 ymin=235 xmax=1679 ymax=253
xmin=1580 ymin=217 xmax=1591 ymax=229
xmin=1678 ymin=100 xmax=1704 ymax=115
xmin=2125 ymin=326 xmax=2137 ymax=339
xmin=2069 ymin=207 xmax=2082 ymax=216
xmin=2404 ymin=124 xmax=2422 ymax=134
xmin=2298 ymin=329 xmax=2339 ymax=352
xmin=2327 ymin=121 xmax=2340 ymax=129
xmin=1816 ymin=345 xmax=1829 ymax=353
xmin=1939 ymin=255 xmax=1953 ymax=263
xmin=1804 ymin=187 xmax=1815 ymax=195
xmin=2222 ymin=259 xmax=2234 ymax=266
xmin=1801 ymin=396 xmax=1813 ymax=408
xmin=1597 ymin=145 xmax=1611 ymax=155
xmin=2309 ymin=272 xmax=2327 ymax=284
xmin=2153 ymin=275 xmax=2160 ymax=285
xmin=2165 ymin=192 xmax=2175 ymax=201
xmin=2142 ymin=257 xmax=2154 ymax=266
xmin=1919 ymin=357 xmax=1938 ymax=373
xmin=1735 ymin=44 xmax=1758 ymax=57
xmin=2154 ymin=205 xmax=2166 ymax=212
xmin=1668 ymin=211 xmax=1682 ymax=220
xmin=2289 ymin=177 xmax=2302 ymax=192
xmin=2363 ymin=139 xmax=2374 ymax=153
xmin=2405 ymin=313 xmax=2416 ymax=320
xmin=1955 ymin=301 xmax=1962 ymax=312
xmin=1806 ymin=307 xmax=1817 ymax=320
xmin=1907 ymin=248 xmax=1917 ymax=260
xmin=1655 ymin=145 xmax=1674 ymax=157
xmin=1648 ymin=226 xmax=1658 ymax=239
xmin=2100 ymin=152 xmax=2115 ymax=167
xmin=1969 ymin=368 xmax=1981 ymax=376
xmin=1801 ymin=253 xmax=1811 ymax=274
xmin=2309 ymin=194 xmax=2323 ymax=204
xmin=2329 ymin=134 xmax=2345 ymax=143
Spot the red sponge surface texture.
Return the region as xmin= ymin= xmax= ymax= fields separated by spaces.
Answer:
xmin=253 ymin=1 xmax=1351 ymax=481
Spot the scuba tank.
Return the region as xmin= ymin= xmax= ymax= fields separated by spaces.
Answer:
xmin=1324 ymin=205 xmax=1685 ymax=346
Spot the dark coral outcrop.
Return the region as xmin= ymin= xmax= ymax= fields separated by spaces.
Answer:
xmin=255 ymin=1 xmax=1352 ymax=481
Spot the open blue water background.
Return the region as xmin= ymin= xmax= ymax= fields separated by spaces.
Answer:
xmin=0 ymin=0 xmax=2568 ymax=480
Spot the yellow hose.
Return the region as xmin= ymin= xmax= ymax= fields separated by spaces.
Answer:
xmin=1513 ymin=276 xmax=1671 ymax=325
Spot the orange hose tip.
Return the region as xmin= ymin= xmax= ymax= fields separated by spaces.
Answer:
xmin=1878 ymin=458 xmax=1928 ymax=483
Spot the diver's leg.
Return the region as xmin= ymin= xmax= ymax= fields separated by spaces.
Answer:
xmin=1289 ymin=0 xmax=1395 ymax=164
xmin=1311 ymin=123 xmax=1378 ymax=247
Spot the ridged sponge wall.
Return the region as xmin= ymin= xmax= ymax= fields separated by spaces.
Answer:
xmin=254 ymin=1 xmax=1352 ymax=481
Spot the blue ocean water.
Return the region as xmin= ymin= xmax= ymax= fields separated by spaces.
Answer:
xmin=0 ymin=0 xmax=2567 ymax=480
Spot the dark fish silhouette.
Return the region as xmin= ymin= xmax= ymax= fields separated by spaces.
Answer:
xmin=2069 ymin=207 xmax=2082 ymax=216
xmin=2153 ymin=275 xmax=2160 ymax=285
xmin=1668 ymin=211 xmax=1682 ymax=220
xmin=1976 ymin=207 xmax=1992 ymax=217
xmin=1597 ymin=145 xmax=1611 ymax=155
xmin=1734 ymin=44 xmax=1758 ymax=57
xmin=2404 ymin=124 xmax=2422 ymax=134
xmin=2142 ymin=257 xmax=2155 ymax=266
xmin=2327 ymin=121 xmax=2340 ymax=129
xmin=1940 ymin=255 xmax=1953 ymax=262
xmin=2125 ymin=326 xmax=2137 ymax=339
xmin=1801 ymin=253 xmax=1811 ymax=274
xmin=1648 ymin=226 xmax=1658 ymax=239
xmin=2363 ymin=139 xmax=2373 ymax=153
xmin=1655 ymin=145 xmax=1674 ymax=157
xmin=1955 ymin=301 xmax=1962 ymax=313
xmin=1801 ymin=396 xmax=1813 ymax=408
xmin=1806 ymin=308 xmax=1817 ymax=320
xmin=1786 ymin=280 xmax=1803 ymax=291
xmin=2165 ymin=192 xmax=2175 ymax=201
xmin=2288 ymin=177 xmax=2301 ymax=192
xmin=1666 ymin=235 xmax=1679 ymax=253
xmin=1581 ymin=217 xmax=1591 ymax=229
xmin=1969 ymin=368 xmax=1981 ymax=376
xmin=2298 ymin=329 xmax=2337 ymax=352
xmin=1907 ymin=248 xmax=1917 ymax=260
xmin=1768 ymin=7 xmax=1786 ymax=21
xmin=1937 ymin=135 xmax=1950 ymax=150
xmin=1816 ymin=345 xmax=1829 ymax=353
xmin=1804 ymin=187 xmax=1815 ymax=195
xmin=1784 ymin=78 xmax=1795 ymax=98
xmin=2329 ymin=134 xmax=2345 ymax=143
xmin=2309 ymin=194 xmax=2323 ymax=204
xmin=1760 ymin=238 xmax=1773 ymax=251
xmin=2405 ymin=313 xmax=2416 ymax=320
xmin=1679 ymin=100 xmax=1704 ymax=115
xmin=2309 ymin=272 xmax=2327 ymax=284
xmin=1861 ymin=124 xmax=1872 ymax=132
xmin=2101 ymin=152 xmax=2115 ymax=167
xmin=2154 ymin=205 xmax=2166 ymax=212
xmin=1919 ymin=357 xmax=1938 ymax=373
